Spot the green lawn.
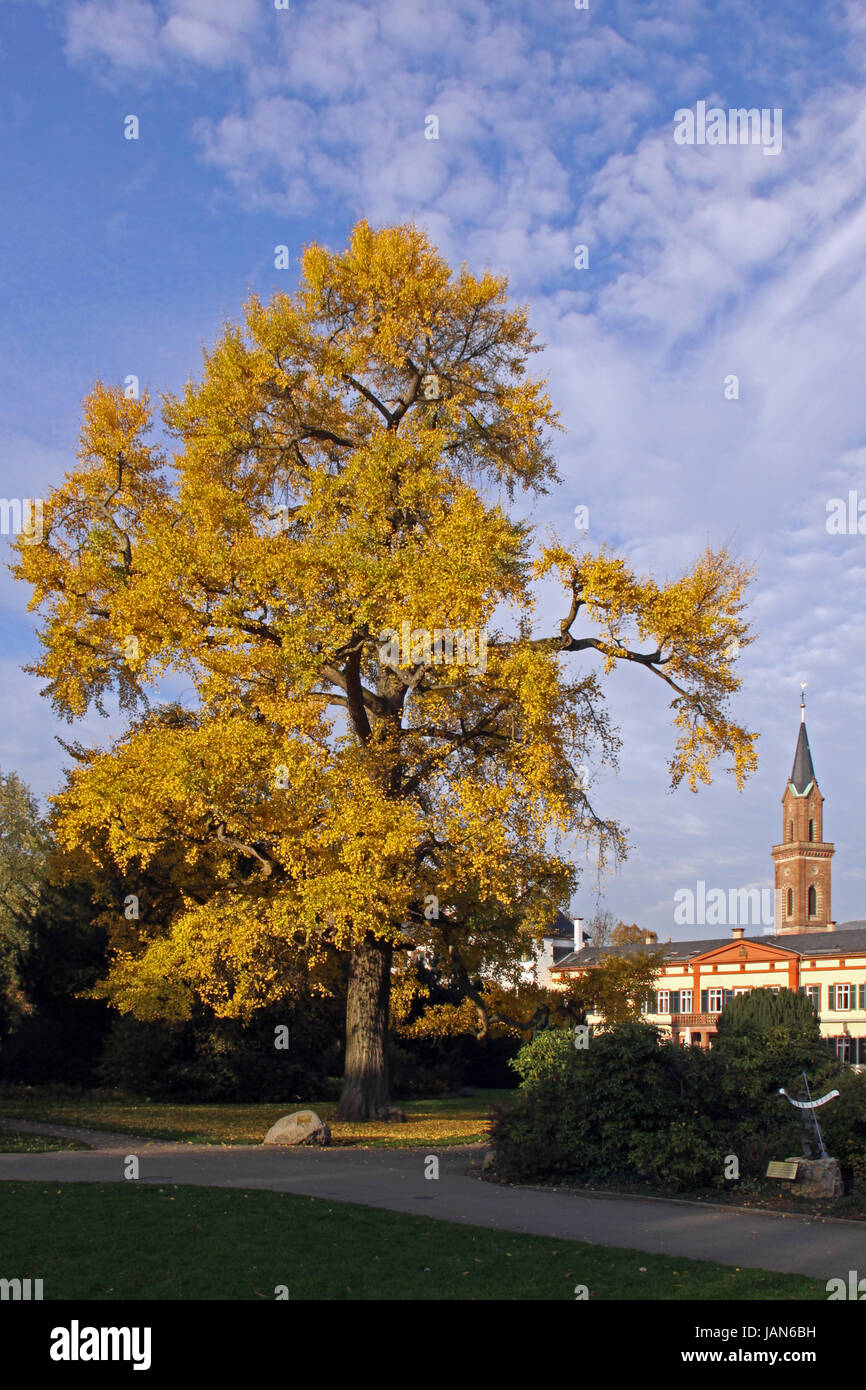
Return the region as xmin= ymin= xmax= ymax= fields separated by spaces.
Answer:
xmin=0 ymin=1087 xmax=505 ymax=1147
xmin=0 ymin=1181 xmax=826 ymax=1300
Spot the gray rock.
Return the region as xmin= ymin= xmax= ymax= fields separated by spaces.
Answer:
xmin=263 ymin=1111 xmax=331 ymax=1146
xmin=786 ymin=1155 xmax=844 ymax=1198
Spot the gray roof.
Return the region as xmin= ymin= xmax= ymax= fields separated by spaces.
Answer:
xmin=790 ymin=721 xmax=817 ymax=794
xmin=553 ymin=925 xmax=866 ymax=971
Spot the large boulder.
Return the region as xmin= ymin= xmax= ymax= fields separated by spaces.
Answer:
xmin=785 ymin=1156 xmax=844 ymax=1199
xmin=264 ymin=1111 xmax=331 ymax=1147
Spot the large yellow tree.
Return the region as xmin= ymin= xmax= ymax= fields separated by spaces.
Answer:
xmin=12 ymin=221 xmax=757 ymax=1119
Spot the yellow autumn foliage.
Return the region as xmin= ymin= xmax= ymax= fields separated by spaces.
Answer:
xmin=11 ymin=220 xmax=757 ymax=1028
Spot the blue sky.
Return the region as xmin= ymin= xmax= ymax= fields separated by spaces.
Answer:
xmin=3 ymin=0 xmax=866 ymax=941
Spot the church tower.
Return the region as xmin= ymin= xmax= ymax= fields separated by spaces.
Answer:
xmin=771 ymin=691 xmax=834 ymax=934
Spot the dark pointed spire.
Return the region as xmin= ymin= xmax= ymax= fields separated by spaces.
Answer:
xmin=790 ymin=687 xmax=816 ymax=793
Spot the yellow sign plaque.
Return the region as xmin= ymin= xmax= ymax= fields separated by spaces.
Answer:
xmin=766 ymin=1160 xmax=800 ymax=1180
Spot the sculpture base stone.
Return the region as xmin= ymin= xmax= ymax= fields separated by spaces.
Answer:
xmin=785 ymin=1156 xmax=844 ymax=1198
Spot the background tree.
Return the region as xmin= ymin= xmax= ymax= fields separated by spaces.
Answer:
xmin=571 ymin=950 xmax=665 ymax=1025
xmin=582 ymin=907 xmax=614 ymax=948
xmin=713 ymin=986 xmax=833 ymax=1103
xmin=610 ymin=922 xmax=651 ymax=946
xmin=712 ymin=986 xmax=835 ymax=1172
xmin=0 ymin=768 xmax=49 ymax=1040
xmin=715 ymin=986 xmax=826 ymax=1069
xmin=0 ymin=866 xmax=110 ymax=1085
xmin=396 ymin=975 xmax=587 ymax=1047
xmin=12 ymin=220 xmax=757 ymax=1120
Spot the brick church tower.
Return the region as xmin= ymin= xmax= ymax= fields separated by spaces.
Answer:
xmin=771 ymin=691 xmax=834 ymax=934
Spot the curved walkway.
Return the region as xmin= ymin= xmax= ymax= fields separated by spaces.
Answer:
xmin=0 ymin=1121 xmax=860 ymax=1281
xmin=0 ymin=1118 xmax=175 ymax=1150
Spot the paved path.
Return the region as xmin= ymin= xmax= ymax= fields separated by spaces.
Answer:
xmin=0 ymin=1124 xmax=861 ymax=1281
xmin=0 ymin=1119 xmax=177 ymax=1150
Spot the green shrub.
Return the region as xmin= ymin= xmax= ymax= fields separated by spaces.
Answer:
xmin=712 ymin=989 xmax=841 ymax=1175
xmin=387 ymin=1040 xmax=464 ymax=1098
xmin=818 ymin=1066 xmax=866 ymax=1189
xmin=492 ymin=1022 xmax=724 ymax=1190
xmin=95 ymin=1012 xmax=337 ymax=1102
xmin=492 ymin=1012 xmax=866 ymax=1197
xmin=510 ymin=1025 xmax=580 ymax=1089
xmin=95 ymin=1016 xmax=188 ymax=1095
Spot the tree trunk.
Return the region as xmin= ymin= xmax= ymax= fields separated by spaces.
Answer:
xmin=336 ymin=939 xmax=393 ymax=1121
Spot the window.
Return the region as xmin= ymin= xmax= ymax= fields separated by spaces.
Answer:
xmin=834 ymin=984 xmax=852 ymax=1011
xmin=657 ymin=990 xmax=670 ymax=1014
xmin=859 ymin=983 xmax=866 ymax=1011
xmin=680 ymin=989 xmax=693 ymax=1013
xmin=803 ymin=985 xmax=821 ymax=1010
xmin=807 ymin=885 xmax=817 ymax=918
xmin=706 ymin=988 xmax=723 ymax=1013
xmin=733 ymin=986 xmax=751 ymax=996
xmin=786 ymin=820 xmax=793 ymax=842
xmin=669 ymin=991 xmax=680 ymax=1014
xmin=787 ymin=888 xmax=794 ymax=917
xmin=808 ymin=819 xmax=815 ymax=841
xmin=833 ymin=1036 xmax=852 ymax=1064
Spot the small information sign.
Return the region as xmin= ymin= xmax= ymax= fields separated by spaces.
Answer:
xmin=766 ymin=1160 xmax=799 ymax=1181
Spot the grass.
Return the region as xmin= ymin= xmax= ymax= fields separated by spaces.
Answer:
xmin=0 ymin=1130 xmax=90 ymax=1153
xmin=0 ymin=1181 xmax=828 ymax=1301
xmin=0 ymin=1087 xmax=505 ymax=1147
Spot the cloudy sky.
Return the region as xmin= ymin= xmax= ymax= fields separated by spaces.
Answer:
xmin=2 ymin=0 xmax=866 ymax=941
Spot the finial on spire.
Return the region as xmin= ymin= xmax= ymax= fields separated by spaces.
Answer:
xmin=800 ymin=681 xmax=807 ymax=723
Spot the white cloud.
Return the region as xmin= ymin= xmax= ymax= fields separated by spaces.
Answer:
xmin=66 ymin=0 xmax=161 ymax=71
xmin=65 ymin=0 xmax=259 ymax=73
xmin=162 ymin=0 xmax=259 ymax=67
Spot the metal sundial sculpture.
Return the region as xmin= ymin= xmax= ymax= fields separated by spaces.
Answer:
xmin=778 ymin=1071 xmax=839 ymax=1160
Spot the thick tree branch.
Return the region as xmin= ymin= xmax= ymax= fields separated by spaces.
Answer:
xmin=343 ymin=648 xmax=372 ymax=743
xmin=214 ymin=822 xmax=274 ymax=878
xmin=318 ymin=663 xmax=391 ymax=719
